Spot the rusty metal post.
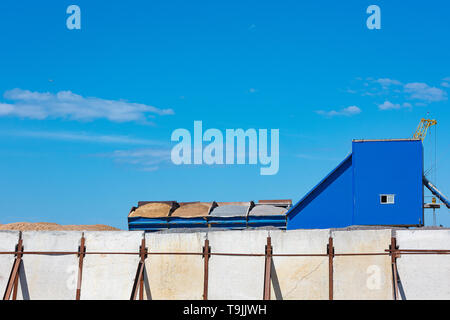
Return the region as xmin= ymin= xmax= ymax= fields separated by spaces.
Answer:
xmin=390 ymin=237 xmax=400 ymax=300
xmin=263 ymin=236 xmax=272 ymax=300
xmin=130 ymin=261 xmax=144 ymax=300
xmin=130 ymin=238 xmax=147 ymax=300
xmin=328 ymin=237 xmax=334 ymax=300
xmin=139 ymin=238 xmax=147 ymax=300
xmin=202 ymin=239 xmax=210 ymax=300
xmin=12 ymin=239 xmax=23 ymax=300
xmin=3 ymin=238 xmax=23 ymax=301
xmin=76 ymin=235 xmax=86 ymax=300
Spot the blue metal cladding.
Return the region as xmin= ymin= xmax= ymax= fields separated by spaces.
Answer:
xmin=129 ymin=215 xmax=287 ymax=231
xmin=128 ymin=216 xmax=169 ymax=231
xmin=167 ymin=217 xmax=208 ymax=229
xmin=247 ymin=215 xmax=286 ymax=228
xmin=286 ymin=139 xmax=424 ymax=230
xmin=287 ymin=154 xmax=353 ymax=229
xmin=352 ymin=140 xmax=423 ymax=226
xmin=207 ymin=216 xmax=247 ymax=229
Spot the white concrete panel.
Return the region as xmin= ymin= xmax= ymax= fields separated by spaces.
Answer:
xmin=332 ymin=229 xmax=393 ymax=300
xmin=0 ymin=231 xmax=20 ymax=295
xmin=207 ymin=230 xmax=268 ymax=300
xmin=144 ymin=232 xmax=206 ymax=300
xmin=80 ymin=231 xmax=143 ymax=300
xmin=16 ymin=231 xmax=82 ymax=300
xmin=396 ymin=229 xmax=450 ymax=300
xmin=270 ymin=229 xmax=329 ymax=300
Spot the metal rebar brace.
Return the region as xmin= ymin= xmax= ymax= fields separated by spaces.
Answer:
xmin=3 ymin=238 xmax=23 ymax=300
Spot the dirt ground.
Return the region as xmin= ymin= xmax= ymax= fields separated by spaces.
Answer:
xmin=0 ymin=222 xmax=120 ymax=231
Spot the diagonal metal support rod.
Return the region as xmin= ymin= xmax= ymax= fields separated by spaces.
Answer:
xmin=76 ymin=234 xmax=86 ymax=300
xmin=263 ymin=236 xmax=272 ymax=300
xmin=328 ymin=237 xmax=334 ymax=300
xmin=3 ymin=239 xmax=23 ymax=300
xmin=202 ymin=239 xmax=211 ymax=300
xmin=390 ymin=237 xmax=400 ymax=300
xmin=130 ymin=238 xmax=147 ymax=300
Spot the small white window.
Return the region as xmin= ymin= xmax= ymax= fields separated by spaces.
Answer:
xmin=380 ymin=194 xmax=395 ymax=204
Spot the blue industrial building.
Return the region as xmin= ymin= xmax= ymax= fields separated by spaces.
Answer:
xmin=287 ymin=139 xmax=424 ymax=229
xmin=128 ymin=138 xmax=449 ymax=231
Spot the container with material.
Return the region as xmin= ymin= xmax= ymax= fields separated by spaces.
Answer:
xmin=167 ymin=202 xmax=212 ymax=229
xmin=128 ymin=202 xmax=174 ymax=231
xmin=207 ymin=202 xmax=250 ymax=229
xmin=247 ymin=204 xmax=288 ymax=229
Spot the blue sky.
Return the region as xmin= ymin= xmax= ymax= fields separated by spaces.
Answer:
xmin=0 ymin=0 xmax=449 ymax=229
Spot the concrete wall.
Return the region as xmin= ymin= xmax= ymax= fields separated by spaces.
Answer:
xmin=396 ymin=229 xmax=450 ymax=299
xmin=332 ymin=229 xmax=393 ymax=300
xmin=1 ymin=229 xmax=449 ymax=300
xmin=270 ymin=229 xmax=329 ymax=300
xmin=17 ymin=231 xmax=82 ymax=300
xmin=80 ymin=231 xmax=143 ymax=300
xmin=0 ymin=231 xmax=20 ymax=295
xmin=208 ymin=230 xmax=267 ymax=300
xmin=144 ymin=232 xmax=206 ymax=300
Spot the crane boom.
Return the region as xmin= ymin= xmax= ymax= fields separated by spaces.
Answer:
xmin=413 ymin=118 xmax=437 ymax=141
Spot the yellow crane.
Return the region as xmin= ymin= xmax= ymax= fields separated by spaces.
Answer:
xmin=413 ymin=118 xmax=437 ymax=141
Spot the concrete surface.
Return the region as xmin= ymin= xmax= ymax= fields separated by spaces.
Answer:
xmin=207 ymin=230 xmax=267 ymax=299
xmin=17 ymin=231 xmax=82 ymax=300
xmin=395 ymin=229 xmax=450 ymax=299
xmin=144 ymin=232 xmax=206 ymax=299
xmin=270 ymin=229 xmax=329 ymax=300
xmin=0 ymin=231 xmax=20 ymax=295
xmin=332 ymin=229 xmax=393 ymax=300
xmin=80 ymin=231 xmax=143 ymax=300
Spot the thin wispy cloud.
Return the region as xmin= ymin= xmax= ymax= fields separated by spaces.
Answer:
xmin=375 ymin=78 xmax=403 ymax=87
xmin=100 ymin=148 xmax=172 ymax=172
xmin=316 ymin=105 xmax=361 ymax=117
xmin=2 ymin=130 xmax=163 ymax=146
xmin=0 ymin=89 xmax=174 ymax=123
xmin=378 ymin=101 xmax=412 ymax=110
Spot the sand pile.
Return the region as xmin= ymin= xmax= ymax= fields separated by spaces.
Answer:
xmin=129 ymin=202 xmax=172 ymax=218
xmin=0 ymin=222 xmax=120 ymax=231
xmin=171 ymin=202 xmax=211 ymax=217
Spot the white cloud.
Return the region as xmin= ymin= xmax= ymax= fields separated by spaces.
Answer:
xmin=0 ymin=88 xmax=174 ymax=123
xmin=352 ymin=77 xmax=449 ymax=107
xmin=316 ymin=105 xmax=361 ymax=117
xmin=375 ymin=78 xmax=403 ymax=87
xmin=378 ymin=101 xmax=412 ymax=110
xmin=404 ymin=83 xmax=447 ymax=102
xmin=1 ymin=130 xmax=162 ymax=145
